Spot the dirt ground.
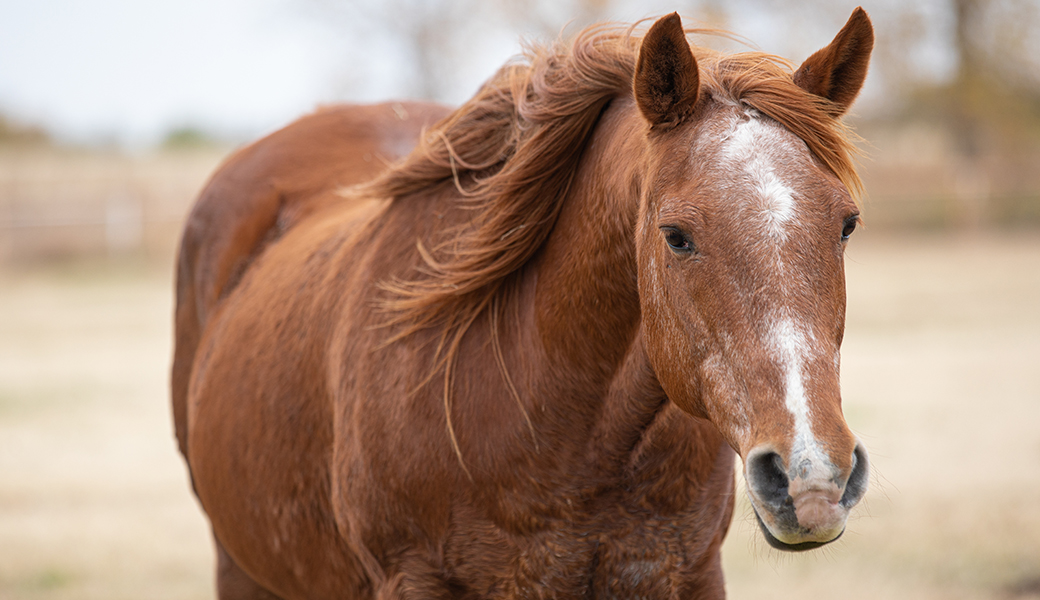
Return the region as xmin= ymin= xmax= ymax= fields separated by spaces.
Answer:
xmin=1 ymin=230 xmax=1038 ymax=600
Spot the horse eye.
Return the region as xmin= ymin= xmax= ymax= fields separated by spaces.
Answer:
xmin=841 ymin=216 xmax=859 ymax=242
xmin=661 ymin=226 xmax=693 ymax=254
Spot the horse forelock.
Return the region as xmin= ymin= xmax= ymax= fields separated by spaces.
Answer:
xmin=695 ymin=50 xmax=863 ymax=201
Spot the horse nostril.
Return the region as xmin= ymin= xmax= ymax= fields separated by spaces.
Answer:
xmin=747 ymin=449 xmax=789 ymax=509
xmin=840 ymin=442 xmax=869 ymax=508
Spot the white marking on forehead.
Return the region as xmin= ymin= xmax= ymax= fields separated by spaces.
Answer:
xmin=771 ymin=317 xmax=832 ymax=479
xmin=694 ymin=108 xmax=841 ymax=476
xmin=717 ymin=111 xmax=805 ymax=240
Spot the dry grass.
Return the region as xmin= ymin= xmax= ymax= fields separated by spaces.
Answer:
xmin=0 ymin=259 xmax=213 ymax=600
xmin=1 ymin=231 xmax=1038 ymax=599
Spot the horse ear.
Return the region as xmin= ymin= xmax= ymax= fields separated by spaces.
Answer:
xmin=793 ymin=7 xmax=874 ymax=116
xmin=634 ymin=13 xmax=700 ymax=129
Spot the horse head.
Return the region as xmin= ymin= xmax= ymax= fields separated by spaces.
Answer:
xmin=633 ymin=9 xmax=874 ymax=551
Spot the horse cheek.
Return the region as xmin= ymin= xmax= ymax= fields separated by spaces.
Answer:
xmin=642 ymin=300 xmax=709 ymax=420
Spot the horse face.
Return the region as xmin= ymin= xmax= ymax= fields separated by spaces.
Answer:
xmin=632 ymin=10 xmax=873 ymax=551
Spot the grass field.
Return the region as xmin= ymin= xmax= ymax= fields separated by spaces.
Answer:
xmin=1 ymin=231 xmax=1038 ymax=599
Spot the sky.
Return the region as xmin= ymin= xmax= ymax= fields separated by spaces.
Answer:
xmin=0 ymin=0 xmax=951 ymax=148
xmin=0 ymin=0 xmax=390 ymax=145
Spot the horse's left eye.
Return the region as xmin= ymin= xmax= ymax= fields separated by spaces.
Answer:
xmin=661 ymin=226 xmax=693 ymax=254
xmin=841 ymin=216 xmax=859 ymax=242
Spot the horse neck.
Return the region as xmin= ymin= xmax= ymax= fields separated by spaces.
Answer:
xmin=524 ymin=97 xmax=666 ymax=441
xmin=532 ymin=96 xmax=646 ymax=378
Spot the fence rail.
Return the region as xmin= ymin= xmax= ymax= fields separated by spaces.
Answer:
xmin=0 ymin=147 xmax=227 ymax=264
xmin=2 ymin=139 xmax=1039 ymax=265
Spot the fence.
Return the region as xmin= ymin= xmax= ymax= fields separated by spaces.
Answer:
xmin=0 ymin=147 xmax=228 ymax=265
xmin=2 ymin=129 xmax=1038 ymax=266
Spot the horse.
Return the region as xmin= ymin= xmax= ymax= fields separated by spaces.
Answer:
xmin=173 ymin=8 xmax=875 ymax=599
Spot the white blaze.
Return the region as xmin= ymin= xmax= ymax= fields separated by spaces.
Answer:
xmin=772 ymin=318 xmax=830 ymax=478
xmin=719 ymin=108 xmax=831 ymax=476
xmin=755 ymin=169 xmax=795 ymax=238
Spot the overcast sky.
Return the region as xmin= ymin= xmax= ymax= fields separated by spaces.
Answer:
xmin=0 ymin=0 xmax=399 ymax=145
xmin=0 ymin=0 xmax=935 ymax=148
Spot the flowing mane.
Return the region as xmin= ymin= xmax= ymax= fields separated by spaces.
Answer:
xmin=356 ymin=21 xmax=863 ymax=334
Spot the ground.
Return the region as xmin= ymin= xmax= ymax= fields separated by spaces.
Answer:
xmin=1 ymin=231 xmax=1038 ymax=599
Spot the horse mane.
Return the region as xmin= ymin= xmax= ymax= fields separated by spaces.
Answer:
xmin=355 ymin=26 xmax=639 ymax=339
xmin=354 ymin=22 xmax=862 ymax=338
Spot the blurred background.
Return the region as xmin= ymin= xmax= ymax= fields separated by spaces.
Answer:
xmin=1 ymin=0 xmax=1038 ymax=598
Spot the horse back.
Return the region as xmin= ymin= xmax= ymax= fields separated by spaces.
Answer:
xmin=172 ymin=102 xmax=449 ymax=460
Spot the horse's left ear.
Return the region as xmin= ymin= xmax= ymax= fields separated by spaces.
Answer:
xmin=793 ymin=7 xmax=874 ymax=116
xmin=634 ymin=13 xmax=700 ymax=129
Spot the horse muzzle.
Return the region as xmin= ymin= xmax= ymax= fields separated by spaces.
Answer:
xmin=743 ymin=441 xmax=869 ymax=551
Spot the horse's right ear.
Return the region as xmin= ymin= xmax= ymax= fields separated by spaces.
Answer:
xmin=634 ymin=13 xmax=700 ymax=129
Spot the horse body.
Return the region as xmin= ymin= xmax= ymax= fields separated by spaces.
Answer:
xmin=176 ymin=10 xmax=875 ymax=599
xmin=186 ymin=94 xmax=735 ymax=599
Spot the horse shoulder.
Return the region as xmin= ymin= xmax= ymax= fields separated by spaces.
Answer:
xmin=172 ymin=102 xmax=450 ymax=597
xmin=172 ymin=101 xmax=448 ymax=459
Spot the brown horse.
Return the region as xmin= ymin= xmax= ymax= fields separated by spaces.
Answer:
xmin=174 ymin=9 xmax=874 ymax=599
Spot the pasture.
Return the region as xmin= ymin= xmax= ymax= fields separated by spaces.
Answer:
xmin=1 ymin=230 xmax=1038 ymax=599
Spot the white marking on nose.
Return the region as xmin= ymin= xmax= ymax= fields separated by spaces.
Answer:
xmin=772 ymin=318 xmax=831 ymax=479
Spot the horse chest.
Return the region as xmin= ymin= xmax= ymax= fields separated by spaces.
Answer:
xmin=596 ymin=499 xmax=731 ymax=594
xmin=443 ymin=485 xmax=729 ymax=599
xmin=588 ymin=523 xmax=709 ymax=599
xmin=438 ymin=410 xmax=736 ymax=598
xmin=480 ymin=516 xmax=722 ymax=599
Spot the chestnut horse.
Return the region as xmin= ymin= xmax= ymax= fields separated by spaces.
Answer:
xmin=174 ymin=9 xmax=874 ymax=599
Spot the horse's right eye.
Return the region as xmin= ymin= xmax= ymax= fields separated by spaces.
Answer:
xmin=661 ymin=226 xmax=694 ymax=254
